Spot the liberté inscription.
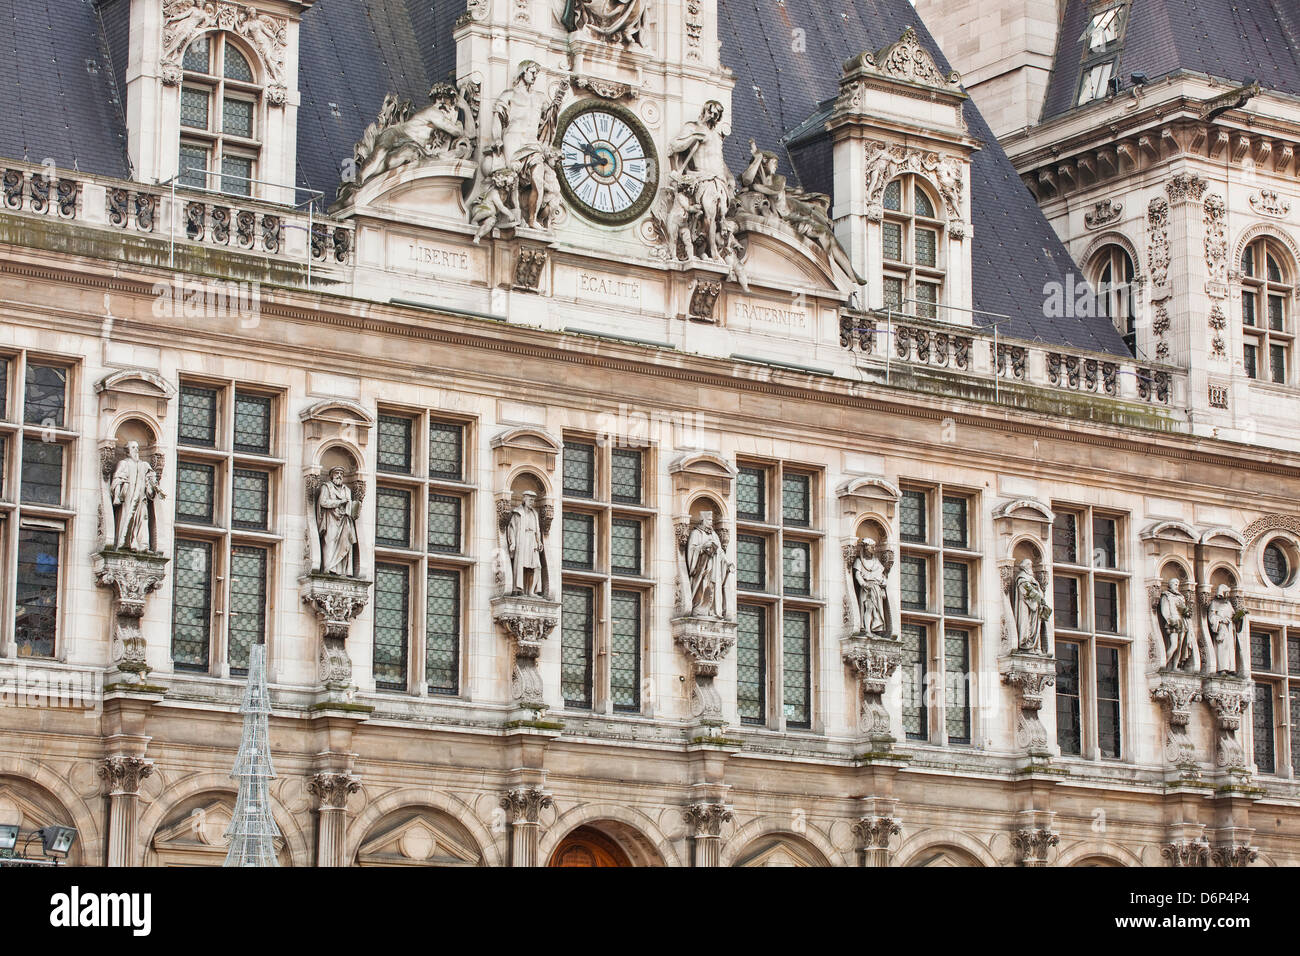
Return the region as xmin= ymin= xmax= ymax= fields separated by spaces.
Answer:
xmin=404 ymin=241 xmax=473 ymax=276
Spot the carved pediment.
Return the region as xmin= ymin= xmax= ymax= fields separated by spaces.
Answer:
xmin=1199 ymin=527 xmax=1245 ymax=549
xmin=993 ymin=498 xmax=1055 ymax=523
xmin=846 ymin=27 xmax=961 ymax=93
xmin=491 ymin=426 xmax=562 ymax=455
xmin=1141 ymin=520 xmax=1199 ymax=543
xmin=95 ymin=369 xmax=176 ymax=400
xmin=837 ymin=476 xmax=901 ymax=502
xmin=736 ymin=223 xmax=850 ymax=295
xmin=668 ymin=452 xmax=737 ymax=481
xmin=356 ymin=812 xmax=482 ymax=867
xmin=299 ymin=399 xmax=376 ymax=429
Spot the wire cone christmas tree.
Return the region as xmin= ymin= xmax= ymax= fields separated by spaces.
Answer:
xmin=224 ymin=642 xmax=281 ymax=867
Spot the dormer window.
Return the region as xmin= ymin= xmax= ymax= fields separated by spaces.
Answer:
xmin=882 ymin=176 xmax=945 ymax=320
xmin=1091 ymin=245 xmax=1137 ymax=355
xmin=1077 ymin=4 xmax=1128 ymax=106
xmin=1241 ymin=237 xmax=1294 ymax=384
xmin=178 ymin=34 xmax=262 ymax=197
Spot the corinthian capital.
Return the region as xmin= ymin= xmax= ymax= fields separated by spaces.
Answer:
xmin=684 ymin=802 xmax=734 ymax=838
xmin=308 ymin=771 xmax=361 ymax=810
xmin=501 ymin=787 xmax=553 ymax=825
xmin=98 ymin=755 xmax=154 ymax=795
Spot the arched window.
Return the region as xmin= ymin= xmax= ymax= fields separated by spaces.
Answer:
xmin=882 ymin=176 xmax=944 ymax=320
xmin=1240 ymin=237 xmax=1294 ymax=384
xmin=1091 ymin=245 xmax=1136 ymax=355
xmin=178 ymin=34 xmax=262 ymax=197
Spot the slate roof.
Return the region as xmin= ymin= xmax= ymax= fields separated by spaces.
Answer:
xmin=1042 ymin=0 xmax=1300 ymax=120
xmin=1 ymin=0 xmax=1140 ymax=354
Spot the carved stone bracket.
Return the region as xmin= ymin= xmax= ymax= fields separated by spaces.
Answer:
xmin=671 ymin=615 xmax=738 ymax=730
xmin=1202 ymin=676 xmax=1252 ymax=774
xmin=1001 ymin=652 xmax=1055 ymax=758
xmin=98 ymin=755 xmax=155 ymax=795
xmin=1151 ymin=670 xmax=1204 ymax=777
xmin=300 ymin=573 xmax=372 ymax=691
xmin=492 ymin=594 xmax=561 ymax=713
xmin=93 ymin=549 xmax=169 ymax=678
xmin=308 ymin=771 xmax=361 ymax=811
xmin=841 ymin=635 xmax=902 ymax=748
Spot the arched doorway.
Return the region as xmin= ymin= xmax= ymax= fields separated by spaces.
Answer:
xmin=548 ymin=825 xmax=634 ymax=867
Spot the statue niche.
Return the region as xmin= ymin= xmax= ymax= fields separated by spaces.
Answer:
xmin=1202 ymin=579 xmax=1248 ymax=678
xmin=844 ymin=533 xmax=894 ymax=639
xmin=500 ymin=484 xmax=552 ymax=599
xmin=1007 ymin=557 xmax=1052 ymax=654
xmin=307 ymin=455 xmax=364 ymax=578
xmin=1154 ymin=570 xmax=1198 ymax=674
xmin=101 ymin=431 xmax=165 ymax=554
xmin=677 ymin=505 xmax=734 ymax=620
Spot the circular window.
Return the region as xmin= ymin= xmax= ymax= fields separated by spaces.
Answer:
xmin=1263 ymin=541 xmax=1292 ymax=586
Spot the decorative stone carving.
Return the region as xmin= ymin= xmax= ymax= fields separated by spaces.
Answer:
xmin=93 ymin=549 xmax=169 ymax=678
xmin=569 ymin=75 xmax=638 ymax=100
xmin=493 ymin=594 xmax=561 ymax=713
xmin=653 ymin=102 xmax=739 ymax=265
xmin=843 ymin=27 xmax=960 ymax=93
xmin=683 ymin=0 xmax=703 ymax=61
xmin=672 ymin=615 xmax=737 ymax=729
xmin=1008 ymin=559 xmax=1051 ymax=653
xmin=842 ymin=635 xmax=902 ymax=745
xmin=1161 ymin=840 xmax=1210 ymax=867
xmin=1151 ymin=670 xmax=1203 ymax=775
xmin=1002 ymin=653 xmax=1055 ymax=757
xmin=1249 ymin=189 xmax=1290 ymax=218
xmin=100 ymin=441 xmax=164 ymax=553
xmin=162 ymin=1 xmax=288 ymax=105
xmin=1147 ymin=197 xmax=1171 ymax=295
xmin=307 ymin=468 xmax=363 ymax=577
xmin=1085 ymin=199 xmax=1123 ymax=229
xmin=504 ymin=490 xmax=548 ymax=597
xmin=687 ymin=277 xmax=721 ymax=322
xmin=475 ymin=61 xmax=567 ymax=236
xmin=1202 ymin=677 xmax=1252 ymax=771
xmin=995 ymin=343 xmax=1027 ymax=379
xmin=561 ymin=0 xmax=647 ymax=47
xmin=839 ymin=312 xmax=876 ymax=353
xmin=1011 ymin=821 xmax=1059 ymax=867
xmin=513 ymin=245 xmax=548 ymax=291
xmin=501 ymin=786 xmax=553 ymax=867
xmin=1204 ymin=192 xmax=1229 ymax=292
xmin=1210 ymin=840 xmax=1258 ymax=868
xmin=679 ymin=511 xmax=733 ymax=618
xmin=301 ymin=574 xmax=371 ymax=689
xmin=863 ymin=141 xmax=964 ymax=229
xmin=1166 ymin=172 xmax=1208 ymax=205
xmin=1155 ymin=578 xmax=1198 ymax=673
xmin=852 ymin=814 xmax=901 ymax=866
xmin=1202 ymin=585 xmax=1247 ymax=676
xmin=684 ymin=800 xmax=734 ymax=866
xmin=844 ymin=537 xmax=893 ymax=639
xmin=338 ymin=81 xmax=480 ymax=202
xmin=307 ymin=771 xmax=360 ymax=810
xmin=99 ymin=755 xmax=155 ymax=795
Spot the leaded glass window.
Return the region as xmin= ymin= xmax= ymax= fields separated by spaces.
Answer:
xmin=610 ymin=448 xmax=642 ymax=504
xmin=562 ymin=512 xmax=595 ymax=569
xmin=182 ymin=86 xmax=210 ymax=129
xmin=882 ymin=175 xmax=946 ymax=319
xmin=1056 ymin=641 xmax=1082 ymax=755
xmin=179 ymin=31 xmax=262 ymax=197
xmin=1264 ymin=542 xmax=1291 ymax=586
xmin=611 ymin=518 xmax=641 ymax=575
xmin=782 ymin=472 xmax=810 ymax=527
xmin=1092 ymin=516 xmax=1117 ymax=568
xmin=377 ymin=414 xmax=413 ymax=474
xmin=563 ymin=440 xmax=595 ymax=498
xmin=736 ymin=534 xmax=766 ymax=591
xmin=232 ymin=391 xmax=271 ymax=454
xmin=223 ymin=96 xmax=254 ymax=138
xmin=782 ymin=609 xmax=811 ymax=729
xmin=178 ymin=143 xmax=208 ymax=190
xmin=373 ymin=563 xmax=409 ymax=691
xmin=219 ymin=153 xmax=252 ymax=196
xmin=736 ymin=466 xmax=766 ymax=521
xmin=1053 ymin=512 xmax=1078 ymax=564
xmin=1252 ymin=630 xmax=1274 ymax=671
xmin=561 ymin=585 xmax=594 ymax=709
xmin=899 ymin=489 xmax=926 ymax=543
xmin=900 ymin=555 xmax=927 ymax=610
xmin=0 ymin=356 xmax=8 ymax=420
xmin=427 ymin=493 xmax=461 ymax=554
xmin=183 ymin=35 xmax=209 ymax=72
xmin=231 ymin=468 xmax=269 ymax=529
xmin=227 ymin=545 xmax=266 ymax=674
xmin=171 ymin=539 xmax=212 ymax=670
xmin=902 ymin=623 xmax=927 ymax=740
xmin=14 ymin=526 xmax=59 ymax=658
xmin=1291 ymin=691 xmax=1300 ymax=775
xmin=374 ymin=487 xmax=411 ymax=548
xmin=175 ymin=460 xmax=215 ymax=524
xmin=1241 ymin=236 xmax=1293 ymax=384
xmin=782 ymin=541 xmax=810 ymax=595
xmin=24 ymin=364 xmax=66 ymax=428
xmin=942 ymin=561 xmax=968 ymax=615
xmin=1054 ymin=575 xmax=1080 ymax=629
xmin=737 ymin=604 xmax=766 ymax=725
xmin=426 ymin=569 xmax=459 ymax=695
xmin=429 ymin=421 xmax=463 ymax=480
xmin=224 ymin=44 xmax=253 ymax=81
xmin=1094 ymin=579 xmax=1119 ymax=634
xmin=1254 ymin=683 xmax=1275 ymax=774
xmin=882 ymin=221 xmax=902 ymax=261
xmin=944 ymin=629 xmax=970 ymax=744
xmin=610 ymin=589 xmax=641 ymax=712
xmin=1096 ymin=646 xmax=1121 ymax=758
xmin=179 ymin=386 xmax=218 ymax=447
xmin=1289 ymin=634 xmax=1300 ymax=675
xmin=941 ymin=496 xmax=967 ymax=548
xmin=20 ymin=440 xmax=63 ymax=506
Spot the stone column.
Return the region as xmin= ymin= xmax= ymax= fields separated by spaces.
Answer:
xmin=684 ymin=802 xmax=733 ymax=867
xmin=853 ymin=797 xmax=901 ymax=867
xmin=308 ymin=771 xmax=360 ymax=867
xmin=98 ymin=755 xmax=154 ymax=867
xmin=501 ymin=787 xmax=552 ymax=867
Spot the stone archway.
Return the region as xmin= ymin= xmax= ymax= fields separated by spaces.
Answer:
xmin=548 ymin=825 xmax=635 ymax=867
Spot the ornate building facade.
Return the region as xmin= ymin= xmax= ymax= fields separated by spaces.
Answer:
xmin=0 ymin=0 xmax=1296 ymax=866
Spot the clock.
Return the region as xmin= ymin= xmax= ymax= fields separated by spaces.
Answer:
xmin=555 ymin=100 xmax=659 ymax=225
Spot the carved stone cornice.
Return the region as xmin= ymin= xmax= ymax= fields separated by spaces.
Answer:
xmin=1161 ymin=840 xmax=1210 ymax=867
xmin=98 ymin=755 xmax=154 ymax=795
xmin=684 ymin=802 xmax=734 ymax=837
xmin=308 ymin=771 xmax=361 ymax=811
xmin=500 ymin=787 xmax=552 ymax=825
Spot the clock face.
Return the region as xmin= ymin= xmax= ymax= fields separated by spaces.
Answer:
xmin=556 ymin=102 xmax=658 ymax=225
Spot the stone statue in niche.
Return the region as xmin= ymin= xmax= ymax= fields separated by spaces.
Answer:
xmin=1157 ymin=578 xmax=1198 ymax=672
xmin=106 ymin=441 xmax=163 ymax=553
xmin=308 ymin=467 xmax=363 ymax=577
xmin=560 ymin=0 xmax=648 ymax=47
xmin=474 ymin=61 xmax=567 ymax=235
xmin=506 ymin=491 xmax=547 ymax=596
xmin=686 ymin=511 xmax=732 ymax=618
xmin=656 ymin=101 xmax=738 ymax=263
xmin=1205 ymin=584 xmax=1247 ymax=675
xmin=1010 ymin=559 xmax=1052 ymax=653
xmin=847 ymin=538 xmax=893 ymax=638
